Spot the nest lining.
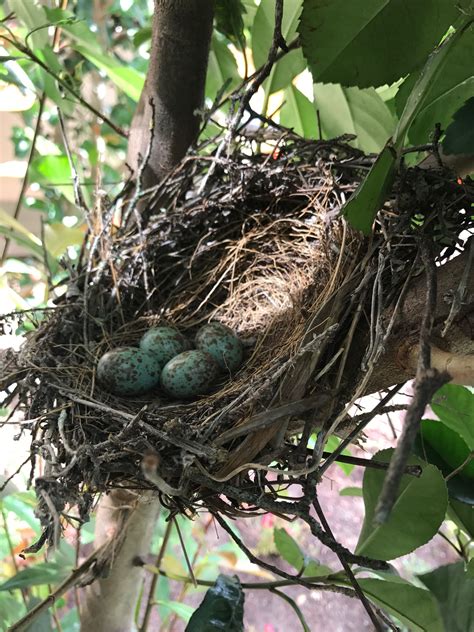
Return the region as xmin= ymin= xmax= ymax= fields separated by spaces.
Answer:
xmin=2 ymin=130 xmax=473 ymax=546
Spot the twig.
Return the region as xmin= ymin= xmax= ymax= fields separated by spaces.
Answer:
xmin=374 ymin=242 xmax=451 ymax=524
xmin=173 ymin=516 xmax=197 ymax=587
xmin=312 ymin=497 xmax=385 ymax=632
xmin=318 ymin=385 xmax=403 ymax=476
xmin=441 ymin=236 xmax=473 ymax=337
xmin=139 ymin=518 xmax=173 ymax=632
xmin=318 ymin=451 xmax=421 ymax=477
xmin=0 ymin=94 xmax=46 ymax=264
xmin=270 ymin=588 xmax=311 ymax=632
xmin=8 ymin=544 xmax=107 ymax=632
xmin=445 ymin=452 xmax=474 ymax=482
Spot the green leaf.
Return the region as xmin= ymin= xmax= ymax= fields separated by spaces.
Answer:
xmin=273 ymin=527 xmax=304 ymax=571
xmin=0 ymin=563 xmax=71 ymax=592
xmin=395 ymin=21 xmax=474 ymax=145
xmin=74 ymin=45 xmax=145 ymax=102
xmin=44 ymin=223 xmax=84 ymax=259
xmin=206 ymin=37 xmax=240 ymax=100
xmin=252 ymin=0 xmax=306 ymax=95
xmin=1 ymin=492 xmax=40 ymax=534
xmin=280 ymin=85 xmax=318 ymax=138
xmin=443 ymin=97 xmax=474 ymax=156
xmin=356 ymin=449 xmax=448 ymax=560
xmin=303 ymin=560 xmax=332 ymax=577
xmin=33 ymin=155 xmax=76 ymax=204
xmin=215 ymin=0 xmax=246 ymax=48
xmin=299 ymin=0 xmax=460 ymax=88
xmin=431 ymin=384 xmax=474 ymax=451
xmin=342 ymin=143 xmax=397 ymax=234
xmin=418 ymin=562 xmax=474 ymax=632
xmin=356 ymin=578 xmax=444 ymax=632
xmin=313 ymin=83 xmax=396 ymax=153
xmin=0 ymin=207 xmax=44 ymax=259
xmin=185 ymin=574 xmax=244 ymax=632
xmin=339 ymin=486 xmax=363 ymax=497
xmin=43 ymin=8 xmax=102 ymax=53
xmin=156 ymin=600 xmax=194 ymax=622
xmin=9 ymin=0 xmax=48 ymax=50
xmin=420 ymin=419 xmax=474 ymax=480
xmin=25 ymin=597 xmax=53 ymax=632
xmin=324 ymin=435 xmax=354 ymax=475
xmin=448 ymin=499 xmax=474 ymax=538
xmin=467 ymin=560 xmax=474 ymax=578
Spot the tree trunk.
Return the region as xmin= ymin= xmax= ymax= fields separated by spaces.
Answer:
xmin=127 ymin=0 xmax=215 ymax=185
xmin=79 ymin=3 xmax=214 ymax=631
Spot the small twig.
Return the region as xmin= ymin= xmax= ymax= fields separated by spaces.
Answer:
xmin=270 ymin=588 xmax=311 ymax=632
xmin=139 ymin=517 xmax=173 ymax=632
xmin=8 ymin=544 xmax=107 ymax=632
xmin=318 ymin=385 xmax=403 ymax=476
xmin=312 ymin=497 xmax=385 ymax=632
xmin=441 ymin=237 xmax=473 ymax=337
xmin=173 ymin=516 xmax=197 ymax=587
xmin=0 ymin=94 xmax=46 ymax=264
xmin=318 ymin=451 xmax=421 ymax=477
xmin=445 ymin=452 xmax=474 ymax=482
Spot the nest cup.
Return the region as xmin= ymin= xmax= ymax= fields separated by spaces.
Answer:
xmin=4 ymin=129 xmax=473 ymax=546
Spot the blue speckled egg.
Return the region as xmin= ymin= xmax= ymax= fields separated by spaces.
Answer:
xmin=97 ymin=347 xmax=161 ymax=396
xmin=161 ymin=350 xmax=220 ymax=399
xmin=140 ymin=326 xmax=189 ymax=365
xmin=195 ymin=322 xmax=243 ymax=373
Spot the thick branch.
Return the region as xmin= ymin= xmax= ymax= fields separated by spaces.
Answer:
xmin=127 ymin=0 xmax=215 ymax=185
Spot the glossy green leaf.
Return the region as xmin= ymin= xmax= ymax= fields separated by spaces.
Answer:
xmin=299 ymin=0 xmax=461 ymax=88
xmin=274 ymin=527 xmax=304 ymax=571
xmin=431 ymin=384 xmax=474 ymax=450
xmin=206 ymin=37 xmax=240 ymax=100
xmin=215 ymin=0 xmax=246 ymax=48
xmin=33 ymin=155 xmax=76 ymax=204
xmin=418 ymin=562 xmax=474 ymax=632
xmin=448 ymin=499 xmax=474 ymax=538
xmin=395 ymin=22 xmax=474 ymax=145
xmin=420 ymin=419 xmax=474 ymax=480
xmin=356 ymin=578 xmax=444 ymax=632
xmin=313 ymin=83 xmax=396 ymax=153
xmin=0 ymin=563 xmax=71 ymax=592
xmin=443 ymin=97 xmax=474 ymax=156
xmin=356 ymin=449 xmax=447 ymax=560
xmin=9 ymin=0 xmax=48 ymax=50
xmin=74 ymin=46 xmax=145 ymax=102
xmin=252 ymin=0 xmax=306 ymax=95
xmin=280 ymin=85 xmax=318 ymax=138
xmin=342 ymin=143 xmax=397 ymax=234
xmin=185 ymin=574 xmax=244 ymax=632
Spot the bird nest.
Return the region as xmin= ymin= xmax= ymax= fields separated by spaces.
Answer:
xmin=1 ymin=127 xmax=473 ymax=550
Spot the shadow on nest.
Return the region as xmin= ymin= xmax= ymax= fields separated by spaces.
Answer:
xmin=1 ymin=126 xmax=472 ymax=552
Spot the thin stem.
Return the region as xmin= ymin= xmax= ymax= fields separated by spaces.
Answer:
xmin=312 ymin=497 xmax=385 ymax=632
xmin=270 ymin=588 xmax=311 ymax=632
xmin=437 ymin=529 xmax=465 ymax=560
xmin=139 ymin=518 xmax=173 ymax=632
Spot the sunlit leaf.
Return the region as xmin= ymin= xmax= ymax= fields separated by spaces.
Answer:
xmin=313 ymin=83 xmax=395 ymax=153
xmin=0 ymin=563 xmax=71 ymax=591
xmin=206 ymin=37 xmax=240 ymax=100
xmin=44 ymin=223 xmax=84 ymax=258
xmin=252 ymin=0 xmax=306 ymax=95
xmin=74 ymin=46 xmax=145 ymax=102
xmin=156 ymin=600 xmax=194 ymax=622
xmin=280 ymin=85 xmax=318 ymax=138
xmin=9 ymin=0 xmax=48 ymax=50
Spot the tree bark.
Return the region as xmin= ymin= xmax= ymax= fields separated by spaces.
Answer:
xmin=127 ymin=0 xmax=215 ymax=186
xmin=80 ymin=3 xmax=215 ymax=631
xmin=80 ymin=492 xmax=160 ymax=632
